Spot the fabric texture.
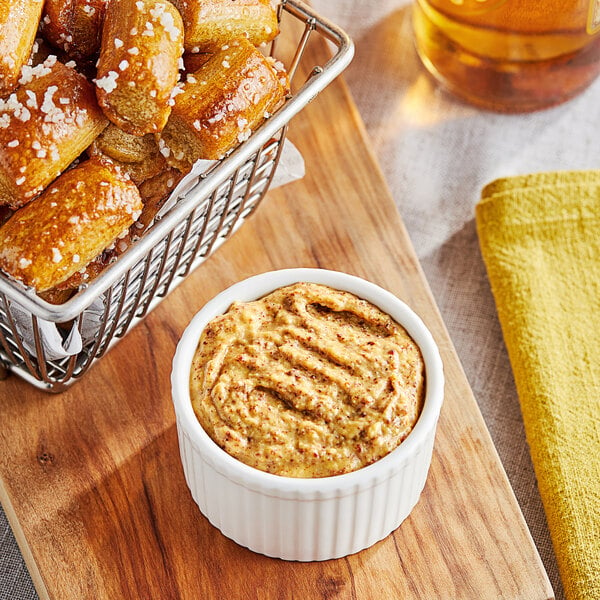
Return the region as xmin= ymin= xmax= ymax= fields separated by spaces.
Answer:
xmin=476 ymin=171 xmax=600 ymax=600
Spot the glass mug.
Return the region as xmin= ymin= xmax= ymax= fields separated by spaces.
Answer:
xmin=413 ymin=0 xmax=600 ymax=112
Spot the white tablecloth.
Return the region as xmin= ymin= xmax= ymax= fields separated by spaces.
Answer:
xmin=3 ymin=2 xmax=600 ymax=597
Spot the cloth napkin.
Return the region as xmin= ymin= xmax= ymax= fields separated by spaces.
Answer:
xmin=475 ymin=171 xmax=600 ymax=600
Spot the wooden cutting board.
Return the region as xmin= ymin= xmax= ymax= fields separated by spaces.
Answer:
xmin=0 ymin=34 xmax=554 ymax=600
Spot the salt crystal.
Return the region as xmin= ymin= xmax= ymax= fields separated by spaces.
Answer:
xmin=149 ymin=5 xmax=165 ymax=18
xmin=25 ymin=90 xmax=38 ymax=109
xmin=52 ymin=248 xmax=62 ymax=263
xmin=114 ymin=38 xmax=124 ymax=48
xmin=40 ymin=86 xmax=58 ymax=114
xmin=15 ymin=106 xmax=31 ymax=122
xmin=95 ymin=71 xmax=119 ymax=93
xmin=7 ymin=140 xmax=19 ymax=148
xmin=158 ymin=11 xmax=180 ymax=41
xmin=158 ymin=139 xmax=170 ymax=157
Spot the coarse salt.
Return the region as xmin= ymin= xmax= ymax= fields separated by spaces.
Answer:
xmin=95 ymin=71 xmax=119 ymax=93
xmin=158 ymin=139 xmax=171 ymax=157
xmin=7 ymin=140 xmax=19 ymax=148
xmin=52 ymin=248 xmax=62 ymax=263
xmin=40 ymin=86 xmax=58 ymax=114
xmin=25 ymin=90 xmax=38 ymax=109
xmin=158 ymin=11 xmax=180 ymax=41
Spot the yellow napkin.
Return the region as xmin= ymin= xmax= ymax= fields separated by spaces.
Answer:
xmin=475 ymin=171 xmax=600 ymax=600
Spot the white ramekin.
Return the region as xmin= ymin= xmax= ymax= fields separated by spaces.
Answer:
xmin=171 ymin=268 xmax=444 ymax=561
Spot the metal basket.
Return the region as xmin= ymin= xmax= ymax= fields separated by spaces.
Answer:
xmin=0 ymin=0 xmax=354 ymax=392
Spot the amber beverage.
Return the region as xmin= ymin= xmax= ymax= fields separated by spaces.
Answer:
xmin=413 ymin=0 xmax=600 ymax=112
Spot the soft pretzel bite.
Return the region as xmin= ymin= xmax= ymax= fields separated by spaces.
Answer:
xmin=135 ymin=166 xmax=185 ymax=233
xmin=97 ymin=153 xmax=167 ymax=185
xmin=95 ymin=0 xmax=184 ymax=136
xmin=90 ymin=123 xmax=161 ymax=163
xmin=171 ymin=0 xmax=279 ymax=52
xmin=51 ymin=247 xmax=114 ymax=293
xmin=41 ymin=0 xmax=108 ymax=60
xmin=0 ymin=57 xmax=108 ymax=209
xmin=0 ymin=157 xmax=143 ymax=292
xmin=158 ymin=37 xmax=287 ymax=168
xmin=88 ymin=124 xmax=168 ymax=184
xmin=0 ymin=0 xmax=45 ymax=98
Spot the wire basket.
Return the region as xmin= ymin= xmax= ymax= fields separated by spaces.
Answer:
xmin=0 ymin=0 xmax=354 ymax=392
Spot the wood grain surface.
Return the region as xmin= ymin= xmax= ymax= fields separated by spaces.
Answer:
xmin=0 ymin=33 xmax=554 ymax=600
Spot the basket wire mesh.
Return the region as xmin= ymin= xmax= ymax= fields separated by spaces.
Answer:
xmin=0 ymin=0 xmax=354 ymax=392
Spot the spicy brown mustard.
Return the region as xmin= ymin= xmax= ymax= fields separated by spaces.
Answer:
xmin=189 ymin=282 xmax=425 ymax=478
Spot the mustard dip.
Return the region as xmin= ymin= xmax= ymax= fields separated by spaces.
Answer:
xmin=190 ymin=282 xmax=425 ymax=478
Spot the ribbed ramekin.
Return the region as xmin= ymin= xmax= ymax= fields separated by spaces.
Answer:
xmin=171 ymin=268 xmax=444 ymax=561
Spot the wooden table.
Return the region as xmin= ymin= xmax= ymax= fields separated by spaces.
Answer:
xmin=0 ymin=37 xmax=554 ymax=600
